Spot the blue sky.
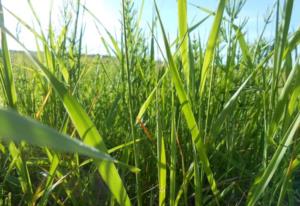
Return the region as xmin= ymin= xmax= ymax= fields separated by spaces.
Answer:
xmin=2 ymin=0 xmax=300 ymax=54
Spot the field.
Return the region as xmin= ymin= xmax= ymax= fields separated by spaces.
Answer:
xmin=0 ymin=0 xmax=300 ymax=205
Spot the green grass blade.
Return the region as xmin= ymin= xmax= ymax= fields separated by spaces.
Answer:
xmin=211 ymin=50 xmax=274 ymax=138
xmin=155 ymin=1 xmax=219 ymax=198
xmin=247 ymin=111 xmax=300 ymax=206
xmin=169 ymin=86 xmax=176 ymax=206
xmin=175 ymin=163 xmax=194 ymax=205
xmin=38 ymin=153 xmax=60 ymax=205
xmin=0 ymin=2 xmax=33 ymax=200
xmin=269 ymin=57 xmax=300 ymax=144
xmin=288 ymin=86 xmax=300 ymax=115
xmin=2 ymin=28 xmax=132 ymax=206
xmin=199 ymin=0 xmax=226 ymax=97
xmin=156 ymin=76 xmax=167 ymax=206
xmin=136 ymin=69 xmax=168 ymax=123
xmin=159 ymin=137 xmax=166 ymax=206
xmin=7 ymin=142 xmax=33 ymax=197
xmin=207 ymin=23 xmax=274 ymax=140
xmin=271 ymin=0 xmax=294 ymax=108
xmin=178 ymin=0 xmax=190 ymax=87
xmin=108 ymin=138 xmax=145 ymax=154
xmin=211 ymin=72 xmax=254 ymax=137
xmin=157 ymin=116 xmax=166 ymax=206
xmin=276 ymin=158 xmax=299 ymax=206
xmin=234 ymin=26 xmax=254 ymax=68
xmin=0 ymin=3 xmax=17 ymax=108
xmin=283 ymin=27 xmax=300 ymax=58
xmin=0 ymin=108 xmax=116 ymax=162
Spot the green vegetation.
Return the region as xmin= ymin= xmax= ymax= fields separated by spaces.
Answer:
xmin=0 ymin=0 xmax=300 ymax=205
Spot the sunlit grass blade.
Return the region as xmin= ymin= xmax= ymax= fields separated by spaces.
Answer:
xmin=158 ymin=136 xmax=166 ymax=206
xmin=276 ymin=157 xmax=300 ymax=206
xmin=0 ymin=2 xmax=33 ymax=200
xmin=288 ymin=86 xmax=300 ymax=115
xmin=211 ymin=51 xmax=274 ymax=137
xmin=156 ymin=97 xmax=166 ymax=206
xmin=283 ymin=27 xmax=300 ymax=58
xmin=38 ymin=153 xmax=60 ymax=205
xmin=234 ymin=26 xmax=254 ymax=68
xmin=108 ymin=138 xmax=145 ymax=154
xmin=0 ymin=3 xmax=17 ymax=108
xmin=178 ymin=0 xmax=190 ymax=87
xmin=136 ymin=69 xmax=168 ymax=123
xmin=1 ymin=27 xmax=132 ymax=206
xmin=271 ymin=0 xmax=294 ymax=108
xmin=0 ymin=108 xmax=116 ymax=162
xmin=199 ymin=0 xmax=226 ymax=97
xmin=169 ymin=86 xmax=176 ymax=206
xmin=268 ymin=57 xmax=300 ymax=144
xmin=154 ymin=1 xmax=219 ymax=199
xmin=156 ymin=73 xmax=167 ymax=206
xmin=247 ymin=110 xmax=300 ymax=206
xmin=175 ymin=163 xmax=194 ymax=206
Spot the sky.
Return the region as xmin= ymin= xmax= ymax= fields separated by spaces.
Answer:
xmin=1 ymin=0 xmax=300 ymax=55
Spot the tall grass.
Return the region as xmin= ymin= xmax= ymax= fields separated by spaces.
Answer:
xmin=0 ymin=0 xmax=300 ymax=205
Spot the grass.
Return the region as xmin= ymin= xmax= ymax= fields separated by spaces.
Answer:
xmin=0 ymin=0 xmax=300 ymax=205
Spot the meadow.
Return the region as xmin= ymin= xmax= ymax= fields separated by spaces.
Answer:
xmin=0 ymin=0 xmax=300 ymax=205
